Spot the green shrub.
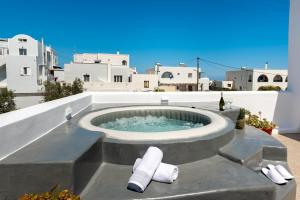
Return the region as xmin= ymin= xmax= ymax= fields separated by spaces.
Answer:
xmin=44 ymin=78 xmax=84 ymax=102
xmin=44 ymin=81 xmax=64 ymax=102
xmin=245 ymin=113 xmax=276 ymax=129
xmin=72 ymin=78 xmax=83 ymax=95
xmin=0 ymin=88 xmax=16 ymax=114
xmin=258 ymin=86 xmax=281 ymax=91
xmin=154 ymin=88 xmax=165 ymax=92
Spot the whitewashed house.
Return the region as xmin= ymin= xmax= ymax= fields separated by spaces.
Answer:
xmin=130 ymin=74 xmax=159 ymax=91
xmin=64 ymin=52 xmax=132 ymax=88
xmin=212 ymin=80 xmax=234 ymax=90
xmin=0 ymin=34 xmax=58 ymax=93
xmin=146 ymin=63 xmax=204 ymax=91
xmin=226 ymin=64 xmax=288 ymax=91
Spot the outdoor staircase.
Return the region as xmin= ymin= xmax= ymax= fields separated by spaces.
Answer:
xmin=219 ymin=125 xmax=287 ymax=171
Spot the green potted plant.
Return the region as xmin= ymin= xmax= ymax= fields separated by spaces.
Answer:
xmin=260 ymin=118 xmax=276 ymax=135
xmin=236 ymin=108 xmax=246 ymax=129
xmin=245 ymin=113 xmax=276 ymax=135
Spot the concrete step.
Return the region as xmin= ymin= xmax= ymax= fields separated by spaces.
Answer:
xmin=219 ymin=126 xmax=287 ymax=171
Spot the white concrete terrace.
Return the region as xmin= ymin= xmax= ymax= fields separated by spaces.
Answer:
xmin=0 ymin=0 xmax=299 ymax=178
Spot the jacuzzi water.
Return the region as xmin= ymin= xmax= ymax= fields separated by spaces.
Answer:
xmin=99 ymin=115 xmax=204 ymax=132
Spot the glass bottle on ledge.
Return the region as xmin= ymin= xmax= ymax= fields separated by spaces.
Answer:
xmin=219 ymin=92 xmax=225 ymax=111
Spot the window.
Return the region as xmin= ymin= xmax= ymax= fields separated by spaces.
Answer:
xmin=161 ymin=72 xmax=173 ymax=78
xmin=144 ymin=81 xmax=149 ymax=88
xmin=114 ymin=75 xmax=122 ymax=82
xmin=122 ymin=60 xmax=127 ymax=66
xmin=0 ymin=49 xmax=2 ymax=55
xmin=177 ymin=73 xmax=180 ymax=75
xmin=20 ymin=67 xmax=31 ymax=76
xmin=257 ymin=74 xmax=268 ymax=82
xmin=19 ymin=48 xmax=27 ymax=56
xmin=286 ymin=76 xmax=288 ymax=82
xmin=83 ymin=74 xmax=90 ymax=82
xmin=188 ymin=73 xmax=193 ymax=78
xmin=273 ymin=75 xmax=283 ymax=82
xmin=94 ymin=60 xmax=101 ymax=63
xmin=227 ymin=84 xmax=232 ymax=87
xmin=18 ymin=38 xmax=27 ymax=42
xmin=248 ymin=75 xmax=253 ymax=82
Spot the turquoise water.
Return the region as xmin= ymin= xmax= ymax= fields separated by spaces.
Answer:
xmin=99 ymin=115 xmax=204 ymax=132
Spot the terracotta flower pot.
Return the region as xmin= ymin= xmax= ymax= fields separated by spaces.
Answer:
xmin=261 ymin=128 xmax=273 ymax=135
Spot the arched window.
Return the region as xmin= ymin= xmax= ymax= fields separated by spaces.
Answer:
xmin=257 ymin=74 xmax=268 ymax=82
xmin=285 ymin=76 xmax=288 ymax=82
xmin=122 ymin=60 xmax=127 ymax=66
xmin=161 ymin=72 xmax=174 ymax=79
xmin=273 ymin=75 xmax=283 ymax=82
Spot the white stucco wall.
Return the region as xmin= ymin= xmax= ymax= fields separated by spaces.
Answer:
xmin=74 ymin=53 xmax=129 ymax=66
xmin=286 ymin=0 xmax=300 ymax=132
xmin=53 ymin=70 xmax=64 ymax=82
xmin=0 ymin=92 xmax=92 ymax=160
xmin=157 ymin=66 xmax=200 ymax=84
xmin=0 ymin=34 xmax=58 ymax=93
xmin=199 ymin=78 xmax=210 ymax=91
xmin=111 ymin=66 xmax=130 ymax=83
xmin=6 ymin=56 xmax=41 ymax=93
xmin=131 ymin=74 xmax=159 ymax=91
xmin=64 ymin=63 xmax=109 ymax=83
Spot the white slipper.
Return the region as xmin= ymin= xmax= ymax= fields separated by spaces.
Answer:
xmin=267 ymin=164 xmax=294 ymax=180
xmin=261 ymin=167 xmax=288 ymax=184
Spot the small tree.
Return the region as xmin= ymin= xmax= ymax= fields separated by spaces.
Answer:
xmin=44 ymin=81 xmax=64 ymax=102
xmin=44 ymin=78 xmax=84 ymax=102
xmin=72 ymin=78 xmax=83 ymax=95
xmin=0 ymin=88 xmax=16 ymax=114
xmin=62 ymin=83 xmax=73 ymax=97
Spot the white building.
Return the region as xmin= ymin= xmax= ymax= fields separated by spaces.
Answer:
xmin=0 ymin=34 xmax=58 ymax=93
xmin=131 ymin=74 xmax=159 ymax=91
xmin=147 ymin=63 xmax=204 ymax=91
xmin=212 ymin=80 xmax=234 ymax=90
xmin=64 ymin=52 xmax=131 ymax=86
xmin=226 ymin=64 xmax=288 ymax=91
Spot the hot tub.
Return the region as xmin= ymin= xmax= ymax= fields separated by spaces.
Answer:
xmin=79 ymin=106 xmax=235 ymax=164
xmin=80 ymin=106 xmax=233 ymax=141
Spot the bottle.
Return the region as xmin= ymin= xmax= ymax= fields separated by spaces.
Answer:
xmin=219 ymin=92 xmax=225 ymax=111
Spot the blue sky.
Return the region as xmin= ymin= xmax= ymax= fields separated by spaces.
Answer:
xmin=1 ymin=0 xmax=289 ymax=80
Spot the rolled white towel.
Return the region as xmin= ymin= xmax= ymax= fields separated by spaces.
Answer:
xmin=127 ymin=146 xmax=163 ymax=193
xmin=133 ymin=158 xmax=178 ymax=183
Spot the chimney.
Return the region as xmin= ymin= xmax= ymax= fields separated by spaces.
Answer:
xmin=265 ymin=62 xmax=268 ymax=70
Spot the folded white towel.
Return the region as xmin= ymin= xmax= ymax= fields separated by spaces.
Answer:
xmin=267 ymin=164 xmax=294 ymax=180
xmin=262 ymin=167 xmax=288 ymax=185
xmin=133 ymin=158 xmax=178 ymax=183
xmin=127 ymin=146 xmax=163 ymax=192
